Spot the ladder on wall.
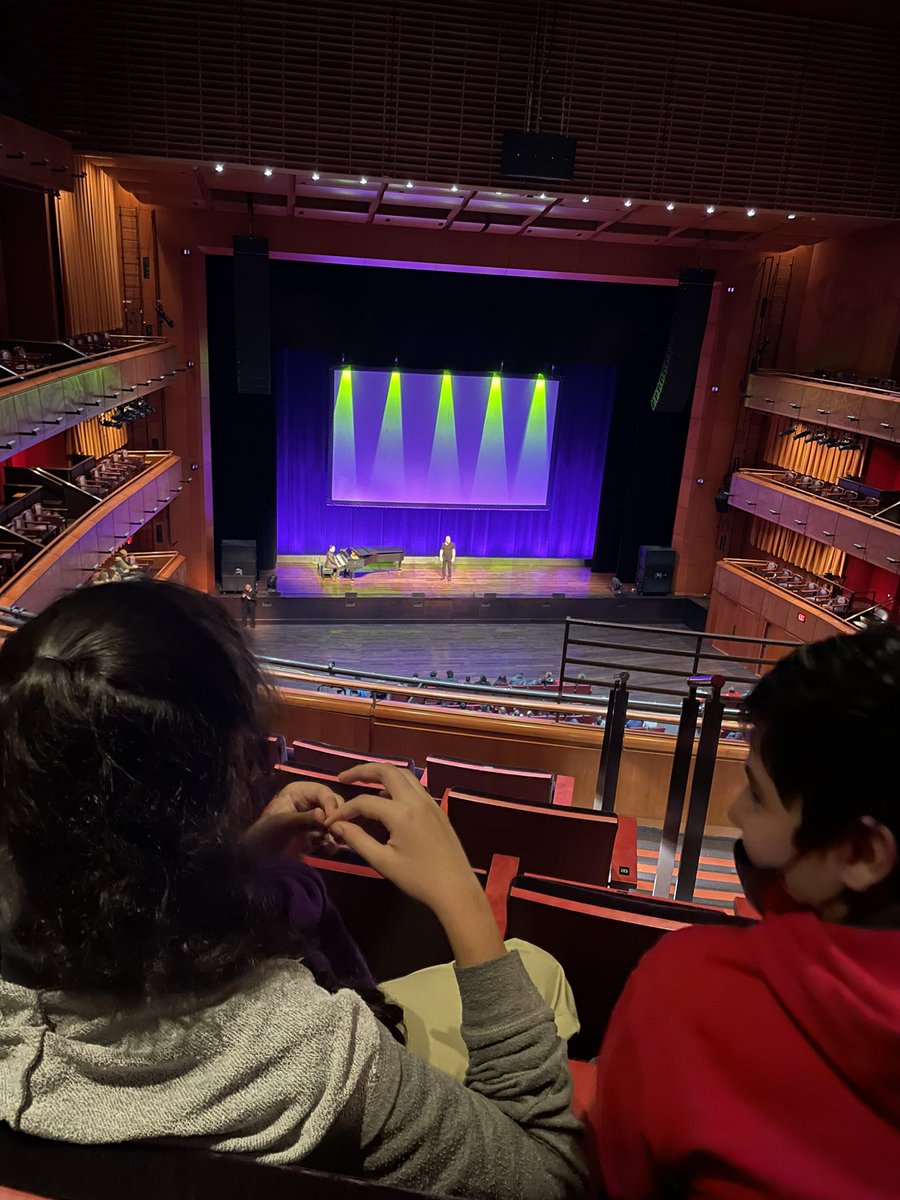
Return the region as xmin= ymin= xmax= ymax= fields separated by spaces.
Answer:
xmin=118 ymin=206 xmax=144 ymax=335
xmin=749 ymin=254 xmax=793 ymax=372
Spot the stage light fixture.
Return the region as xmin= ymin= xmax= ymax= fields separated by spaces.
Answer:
xmin=312 ymin=171 xmax=320 ymax=181
xmin=214 ymin=163 xmax=224 ymax=173
xmin=787 ymin=212 xmax=797 ymax=220
xmin=666 ymin=201 xmax=676 ymax=211
xmin=360 ymin=175 xmax=368 ymax=184
xmin=746 ymin=207 xmax=757 ymax=217
xmin=778 ymin=426 xmax=798 ymax=437
xmin=792 ymin=429 xmax=808 ymax=440
xmin=802 ymin=432 xmax=818 ymax=443
xmin=263 ymin=167 xmax=273 ymax=177
xmin=623 ymin=198 xmax=633 ymax=207
xmin=705 ymin=204 xmax=716 ymax=214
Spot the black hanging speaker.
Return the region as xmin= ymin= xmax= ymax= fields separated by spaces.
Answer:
xmin=500 ymin=132 xmax=576 ymax=181
xmin=651 ymin=268 xmax=715 ymax=413
xmin=635 ymin=546 xmax=676 ymax=595
xmin=233 ymin=236 xmax=271 ymax=394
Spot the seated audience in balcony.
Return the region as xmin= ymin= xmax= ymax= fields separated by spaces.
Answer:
xmin=0 ymin=582 xmax=585 ymax=1200
xmin=592 ymin=626 xmax=900 ymax=1200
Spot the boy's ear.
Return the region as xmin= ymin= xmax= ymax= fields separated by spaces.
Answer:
xmin=841 ymin=818 xmax=897 ymax=894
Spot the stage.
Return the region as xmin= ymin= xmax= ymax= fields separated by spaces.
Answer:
xmin=274 ymin=557 xmax=614 ymax=598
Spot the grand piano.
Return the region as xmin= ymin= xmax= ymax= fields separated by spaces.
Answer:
xmin=329 ymin=546 xmax=405 ymax=577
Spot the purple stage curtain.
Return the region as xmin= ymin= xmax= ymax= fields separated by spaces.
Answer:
xmin=275 ymin=350 xmax=613 ymax=558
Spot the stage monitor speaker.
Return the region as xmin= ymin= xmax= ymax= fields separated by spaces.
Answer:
xmin=651 ymin=268 xmax=715 ymax=413
xmin=552 ymin=592 xmax=566 ymax=599
xmin=233 ymin=235 xmax=271 ymax=394
xmin=500 ymin=131 xmax=576 ymax=181
xmin=221 ymin=538 xmax=257 ymax=580
xmin=635 ymin=546 xmax=676 ymax=596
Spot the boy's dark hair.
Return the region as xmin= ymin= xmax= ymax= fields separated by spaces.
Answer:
xmin=743 ymin=625 xmax=900 ymax=862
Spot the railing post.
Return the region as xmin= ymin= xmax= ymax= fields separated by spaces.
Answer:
xmin=595 ymin=670 xmax=630 ymax=813
xmin=556 ymin=619 xmax=571 ymax=723
xmin=652 ymin=681 xmax=701 ymax=898
xmin=674 ymin=675 xmax=726 ymax=903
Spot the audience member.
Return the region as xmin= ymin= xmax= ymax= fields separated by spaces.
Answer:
xmin=593 ymin=626 xmax=900 ymax=1199
xmin=0 ymin=582 xmax=585 ymax=1199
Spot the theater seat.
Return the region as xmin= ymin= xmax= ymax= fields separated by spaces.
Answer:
xmin=0 ymin=1123 xmax=441 ymax=1200
xmin=291 ymin=739 xmax=413 ymax=775
xmin=424 ymin=755 xmax=560 ymax=807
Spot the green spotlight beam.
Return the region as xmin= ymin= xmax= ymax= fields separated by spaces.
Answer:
xmin=514 ymin=374 xmax=549 ymax=501
xmin=426 ymin=370 xmax=460 ymax=498
xmin=472 ymin=372 xmax=508 ymax=502
xmin=371 ymin=369 xmax=405 ymax=497
xmin=332 ymin=366 xmax=356 ymax=493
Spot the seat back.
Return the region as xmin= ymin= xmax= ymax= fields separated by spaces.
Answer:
xmin=426 ymin=756 xmax=554 ymax=806
xmin=292 ymin=739 xmax=411 ymax=775
xmin=0 ymin=1123 xmax=439 ymax=1200
xmin=306 ymin=856 xmax=480 ymax=980
xmin=445 ymin=790 xmax=617 ymax=888
xmin=505 ymin=882 xmax=686 ymax=1057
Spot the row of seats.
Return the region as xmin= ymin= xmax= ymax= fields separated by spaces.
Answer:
xmin=76 ymin=450 xmax=143 ymax=499
xmin=755 ymin=561 xmax=851 ymax=614
xmin=784 ymin=471 xmax=881 ymax=511
xmin=5 ymin=500 xmax=66 ymax=546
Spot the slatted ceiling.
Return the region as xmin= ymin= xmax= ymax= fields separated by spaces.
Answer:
xmin=10 ymin=0 xmax=900 ymax=219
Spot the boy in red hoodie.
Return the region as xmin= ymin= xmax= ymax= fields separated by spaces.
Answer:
xmin=593 ymin=624 xmax=900 ymax=1199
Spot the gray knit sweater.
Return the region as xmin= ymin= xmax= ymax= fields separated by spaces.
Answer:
xmin=0 ymin=950 xmax=586 ymax=1199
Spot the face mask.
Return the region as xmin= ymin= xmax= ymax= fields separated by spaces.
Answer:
xmin=733 ymin=838 xmax=810 ymax=916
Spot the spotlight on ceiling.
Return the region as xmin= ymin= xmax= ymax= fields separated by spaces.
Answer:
xmin=214 ymin=163 xmax=224 ymax=173
xmin=539 ymin=192 xmax=548 ymax=200
xmin=312 ymin=171 xmax=320 ymax=181
xmin=666 ymin=201 xmax=676 ymax=211
xmin=495 ymin=191 xmax=503 ymax=196
xmin=623 ymin=198 xmax=633 ymax=207
xmin=582 ymin=195 xmax=590 ymax=204
xmin=705 ymin=204 xmax=716 ymax=214
xmin=777 ymin=426 xmax=798 ymax=438
xmin=406 ymin=180 xmax=414 ymax=188
xmin=792 ymin=429 xmax=808 ymax=440
xmin=360 ymin=175 xmax=368 ymax=184
xmin=787 ymin=212 xmax=797 ymax=220
xmin=746 ymin=207 xmax=757 ymax=217
xmin=451 ymin=184 xmax=459 ymax=192
xmin=263 ymin=167 xmax=273 ymax=177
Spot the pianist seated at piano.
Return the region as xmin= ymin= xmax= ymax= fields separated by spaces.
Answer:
xmin=321 ymin=545 xmax=405 ymax=580
xmin=322 ymin=545 xmax=340 ymax=577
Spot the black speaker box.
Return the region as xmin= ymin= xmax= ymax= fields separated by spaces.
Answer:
xmin=635 ymin=546 xmax=676 ymax=596
xmin=221 ymin=538 xmax=257 ymax=580
xmin=651 ymin=268 xmax=715 ymax=413
xmin=233 ymin=236 xmax=271 ymax=394
xmin=500 ymin=131 xmax=576 ymax=181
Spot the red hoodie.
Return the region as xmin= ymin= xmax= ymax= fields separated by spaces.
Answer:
xmin=593 ymin=913 xmax=900 ymax=1199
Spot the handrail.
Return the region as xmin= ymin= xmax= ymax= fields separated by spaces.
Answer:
xmin=751 ymin=368 xmax=900 ymax=400
xmin=737 ymin=468 xmax=900 ymax=529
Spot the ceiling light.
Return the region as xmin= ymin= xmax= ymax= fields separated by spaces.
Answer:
xmin=360 ymin=175 xmax=368 ymax=184
xmin=312 ymin=171 xmax=320 ymax=181
xmin=705 ymin=204 xmax=716 ymax=215
xmin=495 ymin=191 xmax=503 ymax=196
xmin=746 ymin=207 xmax=757 ymax=217
xmin=623 ymin=198 xmax=633 ymax=207
xmin=214 ymin=163 xmax=224 ymax=173
xmin=787 ymin=212 xmax=797 ymax=220
xmin=451 ymin=184 xmax=459 ymax=192
xmin=582 ymin=195 xmax=590 ymax=204
xmin=406 ymin=180 xmax=414 ymax=188
xmin=539 ymin=192 xmax=548 ymax=200
xmin=666 ymin=201 xmax=676 ymax=212
xmin=263 ymin=167 xmax=273 ymax=177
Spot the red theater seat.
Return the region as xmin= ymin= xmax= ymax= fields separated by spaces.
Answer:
xmin=424 ymin=756 xmax=558 ymax=806
xmin=291 ymin=739 xmax=412 ymax=775
xmin=444 ymin=790 xmax=627 ymax=892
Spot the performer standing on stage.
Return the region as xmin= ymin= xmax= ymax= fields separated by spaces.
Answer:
xmin=439 ymin=535 xmax=456 ymax=582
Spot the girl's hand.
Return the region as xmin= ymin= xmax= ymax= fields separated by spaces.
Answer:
xmin=243 ymin=780 xmax=345 ymax=858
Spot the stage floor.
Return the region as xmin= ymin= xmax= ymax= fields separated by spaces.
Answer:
xmin=275 ymin=557 xmax=614 ymax=598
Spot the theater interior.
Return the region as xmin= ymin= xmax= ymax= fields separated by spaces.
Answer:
xmin=1 ymin=1 xmax=899 ymax=1197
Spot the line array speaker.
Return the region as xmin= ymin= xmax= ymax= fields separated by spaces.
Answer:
xmin=233 ymin=235 xmax=271 ymax=395
xmin=651 ymin=268 xmax=715 ymax=413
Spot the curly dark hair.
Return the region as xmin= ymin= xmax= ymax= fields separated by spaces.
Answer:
xmin=0 ymin=580 xmax=401 ymax=1033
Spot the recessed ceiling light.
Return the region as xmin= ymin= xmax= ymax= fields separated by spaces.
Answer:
xmin=746 ymin=207 xmax=757 ymax=217
xmin=582 ymin=195 xmax=590 ymax=204
xmin=787 ymin=212 xmax=797 ymax=220
xmin=312 ymin=171 xmax=320 ymax=181
xmin=705 ymin=204 xmax=716 ymax=214
xmin=495 ymin=191 xmax=503 ymax=196
xmin=214 ymin=163 xmax=224 ymax=173
xmin=263 ymin=167 xmax=273 ymax=177
xmin=406 ymin=180 xmax=414 ymax=188
xmin=623 ymin=198 xmax=633 ymax=207
xmin=451 ymin=184 xmax=459 ymax=192
xmin=666 ymin=201 xmax=676 ymax=212
xmin=539 ymin=192 xmax=548 ymax=200
xmin=360 ymin=175 xmax=368 ymax=184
